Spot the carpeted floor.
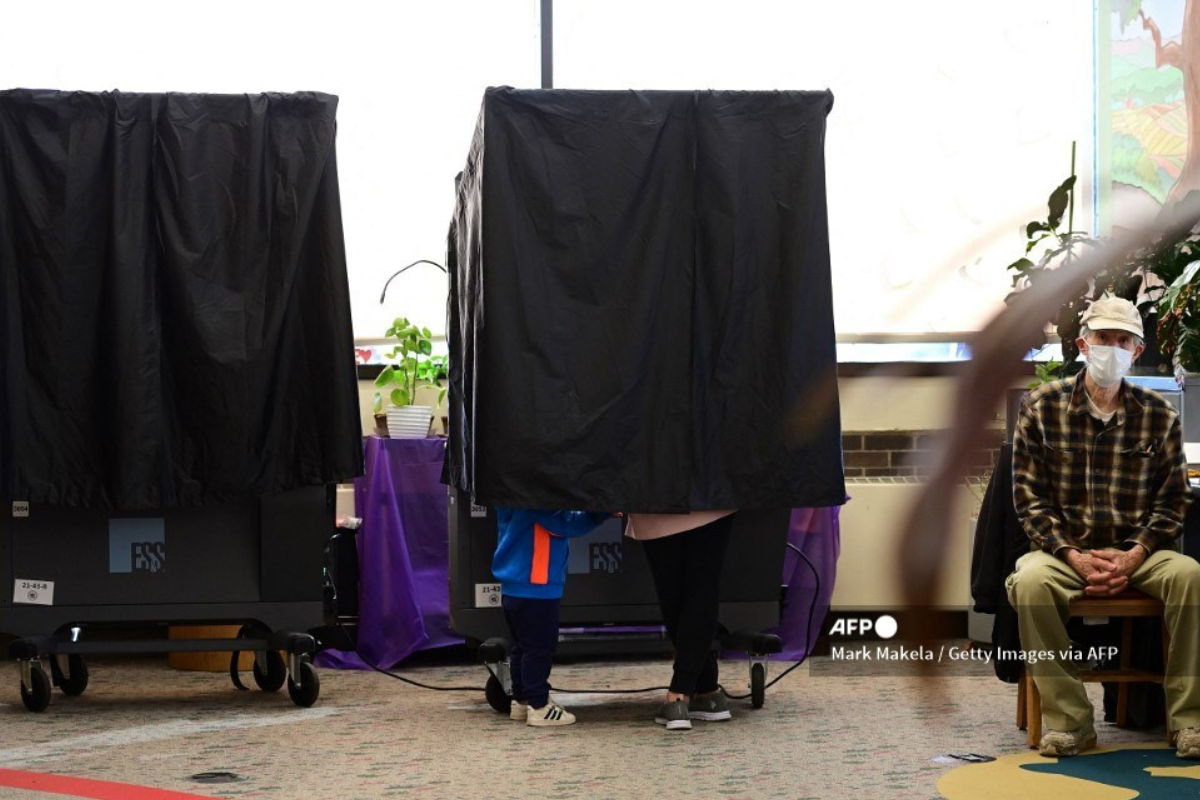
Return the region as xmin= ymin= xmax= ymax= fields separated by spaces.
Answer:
xmin=0 ymin=647 xmax=1174 ymax=800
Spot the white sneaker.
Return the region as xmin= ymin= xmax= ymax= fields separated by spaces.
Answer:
xmin=526 ymin=701 xmax=576 ymax=727
xmin=510 ymin=700 xmax=528 ymax=721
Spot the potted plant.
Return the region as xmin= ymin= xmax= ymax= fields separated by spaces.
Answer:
xmin=1145 ymin=205 xmax=1200 ymax=375
xmin=1005 ymin=147 xmax=1183 ymax=383
xmin=372 ymin=317 xmax=448 ymax=437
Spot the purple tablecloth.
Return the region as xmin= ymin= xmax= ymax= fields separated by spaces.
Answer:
xmin=318 ymin=436 xmax=462 ymax=670
xmin=769 ymin=506 xmax=841 ymax=660
xmin=319 ymin=435 xmax=841 ymax=668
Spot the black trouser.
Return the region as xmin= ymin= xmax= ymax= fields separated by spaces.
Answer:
xmin=640 ymin=514 xmax=734 ymax=696
xmin=501 ymin=594 xmax=561 ymax=708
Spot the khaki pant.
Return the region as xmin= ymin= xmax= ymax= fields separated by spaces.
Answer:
xmin=1005 ymin=548 xmax=1200 ymax=734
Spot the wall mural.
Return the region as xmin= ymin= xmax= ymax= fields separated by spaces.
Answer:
xmin=1103 ymin=0 xmax=1195 ymax=227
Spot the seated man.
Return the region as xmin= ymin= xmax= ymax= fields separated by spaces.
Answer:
xmin=1007 ymin=293 xmax=1200 ymax=759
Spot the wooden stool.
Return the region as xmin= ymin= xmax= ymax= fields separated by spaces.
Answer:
xmin=1016 ymin=590 xmax=1170 ymax=747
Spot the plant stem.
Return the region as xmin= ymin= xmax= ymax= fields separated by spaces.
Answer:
xmin=1068 ymin=140 xmax=1076 ymax=235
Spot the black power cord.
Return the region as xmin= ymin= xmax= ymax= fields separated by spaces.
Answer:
xmin=722 ymin=541 xmax=822 ymax=700
xmin=316 ymin=533 xmax=483 ymax=692
xmin=315 ymin=533 xmax=823 ymax=700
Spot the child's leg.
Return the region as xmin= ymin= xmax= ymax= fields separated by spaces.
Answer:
xmin=502 ymin=595 xmax=561 ymax=708
xmin=501 ymin=596 xmax=526 ymax=704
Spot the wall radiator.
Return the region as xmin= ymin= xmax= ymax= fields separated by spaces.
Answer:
xmin=835 ymin=477 xmax=978 ymax=612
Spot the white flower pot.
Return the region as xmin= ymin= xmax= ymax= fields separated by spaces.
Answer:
xmin=386 ymin=405 xmax=433 ymax=439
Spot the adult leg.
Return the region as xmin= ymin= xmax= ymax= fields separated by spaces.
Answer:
xmin=1128 ymin=550 xmax=1200 ymax=733
xmin=642 ymin=532 xmax=687 ymax=651
xmin=1005 ymin=550 xmax=1092 ymax=733
xmin=665 ymin=515 xmax=734 ymax=696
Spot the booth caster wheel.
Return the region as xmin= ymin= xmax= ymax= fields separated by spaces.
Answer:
xmin=287 ymin=658 xmax=320 ymax=707
xmin=51 ymin=654 xmax=89 ymax=697
xmin=21 ymin=665 xmax=51 ymax=713
xmin=750 ymin=662 xmax=765 ymax=709
xmin=485 ymin=674 xmax=512 ymax=714
xmin=253 ymin=651 xmax=287 ymax=693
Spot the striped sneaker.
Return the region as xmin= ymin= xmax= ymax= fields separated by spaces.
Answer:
xmin=526 ymin=701 xmax=576 ymax=727
xmin=509 ymin=700 xmax=528 ymax=721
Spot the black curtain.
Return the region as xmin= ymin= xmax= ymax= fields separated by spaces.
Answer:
xmin=0 ymin=90 xmax=363 ymax=508
xmin=447 ymin=87 xmax=844 ymax=512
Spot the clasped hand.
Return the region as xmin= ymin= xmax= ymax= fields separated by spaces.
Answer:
xmin=1065 ymin=547 xmax=1146 ymax=596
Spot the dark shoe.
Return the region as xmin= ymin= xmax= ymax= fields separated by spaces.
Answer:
xmin=654 ymin=699 xmax=692 ymax=731
xmin=688 ymin=691 xmax=731 ymax=721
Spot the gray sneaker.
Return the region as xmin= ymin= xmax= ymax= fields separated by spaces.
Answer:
xmin=654 ymin=699 xmax=692 ymax=730
xmin=688 ymin=691 xmax=732 ymax=721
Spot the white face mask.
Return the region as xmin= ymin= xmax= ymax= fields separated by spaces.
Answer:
xmin=1086 ymin=344 xmax=1134 ymax=388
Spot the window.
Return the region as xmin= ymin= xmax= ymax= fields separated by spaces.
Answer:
xmin=0 ymin=0 xmax=541 ymax=342
xmin=554 ymin=0 xmax=1096 ymax=336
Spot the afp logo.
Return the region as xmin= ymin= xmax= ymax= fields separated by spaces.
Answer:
xmin=828 ymin=614 xmax=899 ymax=639
xmin=109 ymin=519 xmax=166 ymax=575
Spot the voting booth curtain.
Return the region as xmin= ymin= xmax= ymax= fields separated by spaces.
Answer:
xmin=0 ymin=89 xmax=363 ymax=509
xmin=447 ymin=87 xmax=845 ymax=513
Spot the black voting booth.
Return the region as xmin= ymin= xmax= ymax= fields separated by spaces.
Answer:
xmin=449 ymin=495 xmax=791 ymax=648
xmin=444 ymin=88 xmax=845 ymax=708
xmin=0 ymin=90 xmax=363 ymax=711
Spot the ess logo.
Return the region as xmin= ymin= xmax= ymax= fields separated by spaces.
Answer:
xmin=589 ymin=543 xmax=623 ymax=574
xmin=109 ymin=519 xmax=166 ymax=575
xmin=132 ymin=541 xmax=166 ymax=573
xmin=829 ymin=614 xmax=899 ymax=639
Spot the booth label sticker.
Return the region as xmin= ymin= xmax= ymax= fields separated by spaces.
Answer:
xmin=12 ymin=501 xmax=29 ymax=518
xmin=470 ymin=501 xmax=487 ymax=518
xmin=13 ymin=579 xmax=54 ymax=606
xmin=475 ymin=583 xmax=502 ymax=608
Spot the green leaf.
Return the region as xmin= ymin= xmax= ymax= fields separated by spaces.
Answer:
xmin=392 ymin=388 xmax=408 ymax=407
xmin=373 ymin=365 xmax=395 ymax=388
xmin=1025 ymin=221 xmax=1050 ymax=239
xmin=372 ymin=393 xmax=383 ymax=414
xmin=1008 ymin=257 xmax=1035 ymax=273
xmin=1161 ymin=259 xmax=1200 ymax=314
xmin=1047 ymin=175 xmax=1076 ymax=230
xmin=418 ymin=339 xmax=433 ymax=356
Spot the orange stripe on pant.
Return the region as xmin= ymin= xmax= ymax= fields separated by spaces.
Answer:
xmin=530 ymin=523 xmax=552 ymax=585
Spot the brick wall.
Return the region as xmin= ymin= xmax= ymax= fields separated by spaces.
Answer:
xmin=841 ymin=429 xmax=1004 ymax=478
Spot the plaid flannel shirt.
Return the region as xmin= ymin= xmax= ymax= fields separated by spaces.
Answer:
xmin=1012 ymin=373 xmax=1191 ymax=556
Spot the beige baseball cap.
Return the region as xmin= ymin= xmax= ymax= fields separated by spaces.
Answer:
xmin=1080 ymin=293 xmax=1143 ymax=338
